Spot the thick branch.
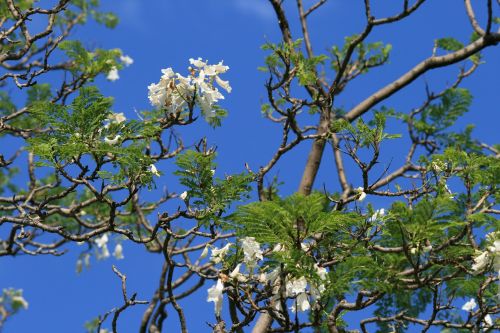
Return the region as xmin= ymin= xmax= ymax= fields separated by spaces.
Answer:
xmin=344 ymin=33 xmax=500 ymax=122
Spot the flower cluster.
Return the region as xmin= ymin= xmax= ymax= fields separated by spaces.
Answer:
xmin=147 ymin=58 xmax=231 ymax=118
xmin=368 ymin=208 xmax=385 ymax=222
xmin=285 ymin=264 xmax=327 ymax=313
xmin=210 ymin=243 xmax=232 ymax=264
xmin=355 ymin=186 xmax=367 ymax=201
xmin=241 ymin=237 xmax=263 ymax=268
xmin=461 ymin=298 xmax=493 ymax=327
xmin=471 ymin=232 xmax=500 ymax=273
xmin=106 ymin=54 xmax=134 ymax=82
xmin=102 ymin=112 xmax=127 ymax=145
xmin=206 ymin=237 xmax=329 ymax=318
xmin=0 ymin=288 xmax=29 ymax=311
xmin=75 ymin=234 xmax=125 ymax=273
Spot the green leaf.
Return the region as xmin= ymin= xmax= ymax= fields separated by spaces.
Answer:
xmin=436 ymin=37 xmax=464 ymax=52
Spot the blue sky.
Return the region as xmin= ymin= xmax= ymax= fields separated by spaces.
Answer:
xmin=1 ymin=1 xmax=499 ymax=332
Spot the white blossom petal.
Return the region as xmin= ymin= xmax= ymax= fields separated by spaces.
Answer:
xmin=210 ymin=243 xmax=232 ymax=263
xmin=11 ymin=295 xmax=29 ymax=310
xmin=150 ymin=164 xmax=160 ymax=177
xmin=286 ymin=276 xmax=308 ymax=297
xmin=241 ymin=237 xmax=263 ymax=266
xmin=472 ymin=251 xmax=490 ymax=272
xmin=179 ymin=191 xmax=188 ymax=200
xmin=113 ymin=243 xmax=124 ymax=260
xmin=104 ymin=135 xmax=121 ymax=145
xmin=314 ymin=264 xmax=328 ymax=280
xmin=273 ymin=243 xmax=285 ymax=252
xmin=207 ymin=279 xmax=224 ymax=316
xmin=461 ymin=298 xmax=477 ymax=312
xmin=215 ymin=75 xmax=232 ymax=93
xmin=199 ymin=245 xmax=209 ymax=260
xmin=108 ymin=112 xmax=126 ymax=124
xmin=291 ymin=292 xmax=310 ymax=313
xmin=83 ymin=253 xmax=91 ymax=267
xmin=229 ymin=264 xmax=247 ymax=282
xmin=76 ymin=259 xmax=83 ymax=274
xmin=106 ymin=67 xmax=119 ymax=81
xmin=99 ymin=244 xmax=110 ymax=259
xmin=120 ymin=55 xmax=134 ymax=66
xmin=95 ymin=234 xmax=109 ymax=248
xmin=484 ymin=314 xmax=493 ymax=326
xmin=369 ymin=208 xmax=385 ymax=222
xmin=189 ymin=57 xmax=206 ymax=68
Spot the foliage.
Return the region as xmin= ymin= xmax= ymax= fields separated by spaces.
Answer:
xmin=0 ymin=1 xmax=499 ymax=333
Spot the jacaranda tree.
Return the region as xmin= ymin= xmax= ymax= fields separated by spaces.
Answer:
xmin=0 ymin=1 xmax=499 ymax=332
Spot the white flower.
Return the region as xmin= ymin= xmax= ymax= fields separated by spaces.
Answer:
xmin=11 ymin=295 xmax=29 ymax=310
xmin=301 ymin=241 xmax=314 ymax=252
xmin=150 ymin=164 xmax=160 ymax=177
xmin=410 ymin=247 xmax=418 ymax=255
xmin=445 ymin=184 xmax=454 ymax=199
xmin=262 ymin=268 xmax=281 ymax=286
xmin=98 ymin=244 xmax=110 ymax=259
xmin=314 ymin=264 xmax=328 ymax=281
xmin=206 ymin=61 xmax=229 ymax=75
xmin=461 ymin=298 xmax=477 ymax=312
xmin=273 ymin=243 xmax=285 ymax=252
xmin=197 ymin=86 xmax=224 ymax=117
xmin=207 ymin=279 xmax=224 ymax=316
xmin=210 ymin=243 xmax=232 ymax=263
xmin=286 ymin=276 xmax=308 ymax=296
xmin=95 ymin=234 xmax=109 ymax=248
xmin=229 ymin=264 xmax=241 ymax=278
xmin=76 ymin=259 xmax=83 ymax=274
xmin=95 ymin=235 xmax=110 ymax=260
xmin=431 ymin=162 xmax=442 ymax=172
xmin=215 ymin=76 xmax=232 ymax=93
xmin=189 ymin=57 xmax=207 ymax=68
xmin=83 ymin=253 xmax=91 ymax=267
xmin=108 ymin=112 xmax=126 ymax=124
xmin=291 ymin=292 xmax=310 ymax=313
xmin=355 ymin=187 xmax=366 ymax=201
xmin=310 ymin=283 xmax=326 ymax=301
xmin=106 ymin=67 xmax=119 ymax=81
xmin=148 ymin=68 xmax=178 ymax=109
xmin=241 ymin=237 xmax=263 ymax=266
xmin=286 ymin=276 xmax=310 ymax=313
xmin=487 ymin=239 xmax=500 ymax=255
xmin=492 ymin=240 xmax=500 ymax=253
xmin=104 ymin=135 xmax=121 ymax=145
xmin=179 ymin=191 xmax=188 ymax=200
xmin=229 ymin=264 xmax=247 ymax=283
xmin=472 ymin=251 xmax=490 ymax=272
xmin=199 ymin=245 xmax=209 ymax=260
xmin=486 ymin=232 xmax=500 ymax=244
xmin=113 ymin=243 xmax=124 ymax=260
xmin=484 ymin=314 xmax=493 ymax=326
xmin=214 ymin=61 xmax=229 ymax=73
xmin=120 ymin=55 xmax=134 ymax=66
xmin=369 ymin=208 xmax=385 ymax=222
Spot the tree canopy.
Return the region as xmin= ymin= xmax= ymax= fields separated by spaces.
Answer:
xmin=0 ymin=1 xmax=499 ymax=332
